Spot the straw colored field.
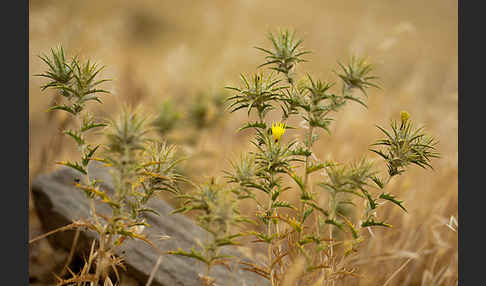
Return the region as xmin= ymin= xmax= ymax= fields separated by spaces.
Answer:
xmin=29 ymin=0 xmax=457 ymax=285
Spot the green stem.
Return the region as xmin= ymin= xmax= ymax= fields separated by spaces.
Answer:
xmin=266 ymin=168 xmax=281 ymax=286
xmin=327 ymin=192 xmax=336 ymax=286
xmin=302 ymin=125 xmax=314 ymax=220
xmin=258 ymin=111 xmax=264 ymax=124
xmin=303 ymin=126 xmax=314 ymax=188
xmin=267 ymin=195 xmax=275 ymax=286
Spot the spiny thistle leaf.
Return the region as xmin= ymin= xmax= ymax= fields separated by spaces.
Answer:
xmin=75 ymin=183 xmax=110 ymax=202
xmin=48 ymin=104 xmax=77 ymax=115
xmin=304 ymin=201 xmax=329 ymax=217
xmin=80 ymin=120 xmax=106 ymax=133
xmin=238 ymin=121 xmax=267 ymax=132
xmin=359 ymin=188 xmax=377 ymax=210
xmin=57 ymin=160 xmax=87 ymax=175
xmin=371 ymin=175 xmax=385 ymax=189
xmin=298 ymin=235 xmax=323 ymax=247
xmin=248 ymin=231 xmax=276 ymax=244
xmin=168 ymin=248 xmax=209 ymax=264
xmin=275 ymin=216 xmax=303 ymax=233
xmin=82 ymin=144 xmax=100 ymax=167
xmin=325 ymin=219 xmax=345 ymax=231
xmin=272 ymin=200 xmax=297 ymax=211
xmin=361 ymin=218 xmax=392 ymax=228
xmin=337 ymin=213 xmax=359 ymax=239
xmin=306 ymin=161 xmax=334 ymax=174
xmin=288 ymin=170 xmax=305 ymax=192
xmin=63 ymin=129 xmax=85 ymax=146
xmin=138 ymin=208 xmax=161 ymax=216
xmin=380 ymin=193 xmax=407 ymax=212
xmin=302 ymin=207 xmax=314 ymax=222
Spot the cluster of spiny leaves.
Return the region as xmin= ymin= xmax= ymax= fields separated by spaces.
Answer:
xmin=35 ymin=47 xmax=110 ymax=176
xmin=256 ymin=30 xmax=311 ymax=84
xmin=36 ymin=47 xmax=183 ymax=285
xmin=36 ymin=46 xmax=110 ymax=116
xmin=226 ymin=72 xmax=286 ymax=120
xmin=220 ymin=29 xmax=439 ymax=285
xmin=370 ymin=111 xmax=440 ymax=176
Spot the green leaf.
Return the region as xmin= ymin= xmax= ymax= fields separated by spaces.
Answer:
xmin=238 ymin=121 xmax=267 ymax=132
xmin=288 ymin=170 xmax=305 ymax=192
xmin=337 ymin=213 xmax=359 ymax=239
xmin=82 ymin=145 xmax=100 ymax=167
xmin=215 ymin=234 xmax=243 ymax=247
xmin=234 ymin=217 xmax=259 ymax=225
xmin=375 ymin=124 xmax=394 ymax=141
xmin=63 ymin=130 xmax=85 ymax=146
xmin=81 ymin=122 xmax=106 ymax=132
xmin=344 ymin=95 xmax=367 ymax=108
xmin=305 ymin=201 xmax=329 ymax=216
xmin=168 ymin=248 xmax=209 ymax=264
xmin=298 ymin=234 xmax=322 ymax=247
xmin=324 ymin=219 xmax=344 ymax=230
xmin=138 ymin=208 xmax=161 ymax=216
xmin=379 ymin=193 xmax=407 ymax=212
xmin=57 ymin=160 xmax=87 ymax=175
xmin=302 ymin=207 xmax=314 ymax=222
xmin=48 ymin=105 xmax=76 ymax=115
xmin=359 ymin=187 xmax=377 ymax=210
xmin=272 ymin=200 xmax=297 ymax=211
xmin=371 ymin=175 xmax=385 ymax=189
xmin=248 ymin=231 xmax=275 ymax=243
xmin=361 ymin=218 xmax=392 ymax=228
xmin=306 ymin=161 xmax=334 ymax=174
xmin=171 ymin=207 xmax=186 ymax=214
xmin=271 ymin=189 xmax=281 ymax=201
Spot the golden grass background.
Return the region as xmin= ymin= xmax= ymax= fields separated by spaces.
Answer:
xmin=29 ymin=0 xmax=457 ymax=285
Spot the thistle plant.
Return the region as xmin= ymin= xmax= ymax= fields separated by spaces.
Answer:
xmin=33 ymin=47 xmax=183 ymax=285
xmin=221 ymin=29 xmax=440 ymax=285
xmin=169 ymin=180 xmax=248 ymax=286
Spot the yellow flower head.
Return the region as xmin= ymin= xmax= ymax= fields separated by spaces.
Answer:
xmin=271 ymin=122 xmax=286 ymax=142
xmin=400 ymin=110 xmax=410 ymax=124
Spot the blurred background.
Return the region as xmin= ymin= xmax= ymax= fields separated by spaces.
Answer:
xmin=29 ymin=0 xmax=457 ymax=285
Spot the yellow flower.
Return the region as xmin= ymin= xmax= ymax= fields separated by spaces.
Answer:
xmin=400 ymin=110 xmax=410 ymax=124
xmin=271 ymin=122 xmax=286 ymax=142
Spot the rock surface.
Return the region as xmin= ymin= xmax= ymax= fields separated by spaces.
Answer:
xmin=31 ymin=164 xmax=264 ymax=286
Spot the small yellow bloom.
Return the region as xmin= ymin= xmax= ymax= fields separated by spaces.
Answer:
xmin=271 ymin=122 xmax=286 ymax=142
xmin=400 ymin=110 xmax=410 ymax=123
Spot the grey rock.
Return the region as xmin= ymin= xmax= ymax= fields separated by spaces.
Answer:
xmin=31 ymin=164 xmax=265 ymax=286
